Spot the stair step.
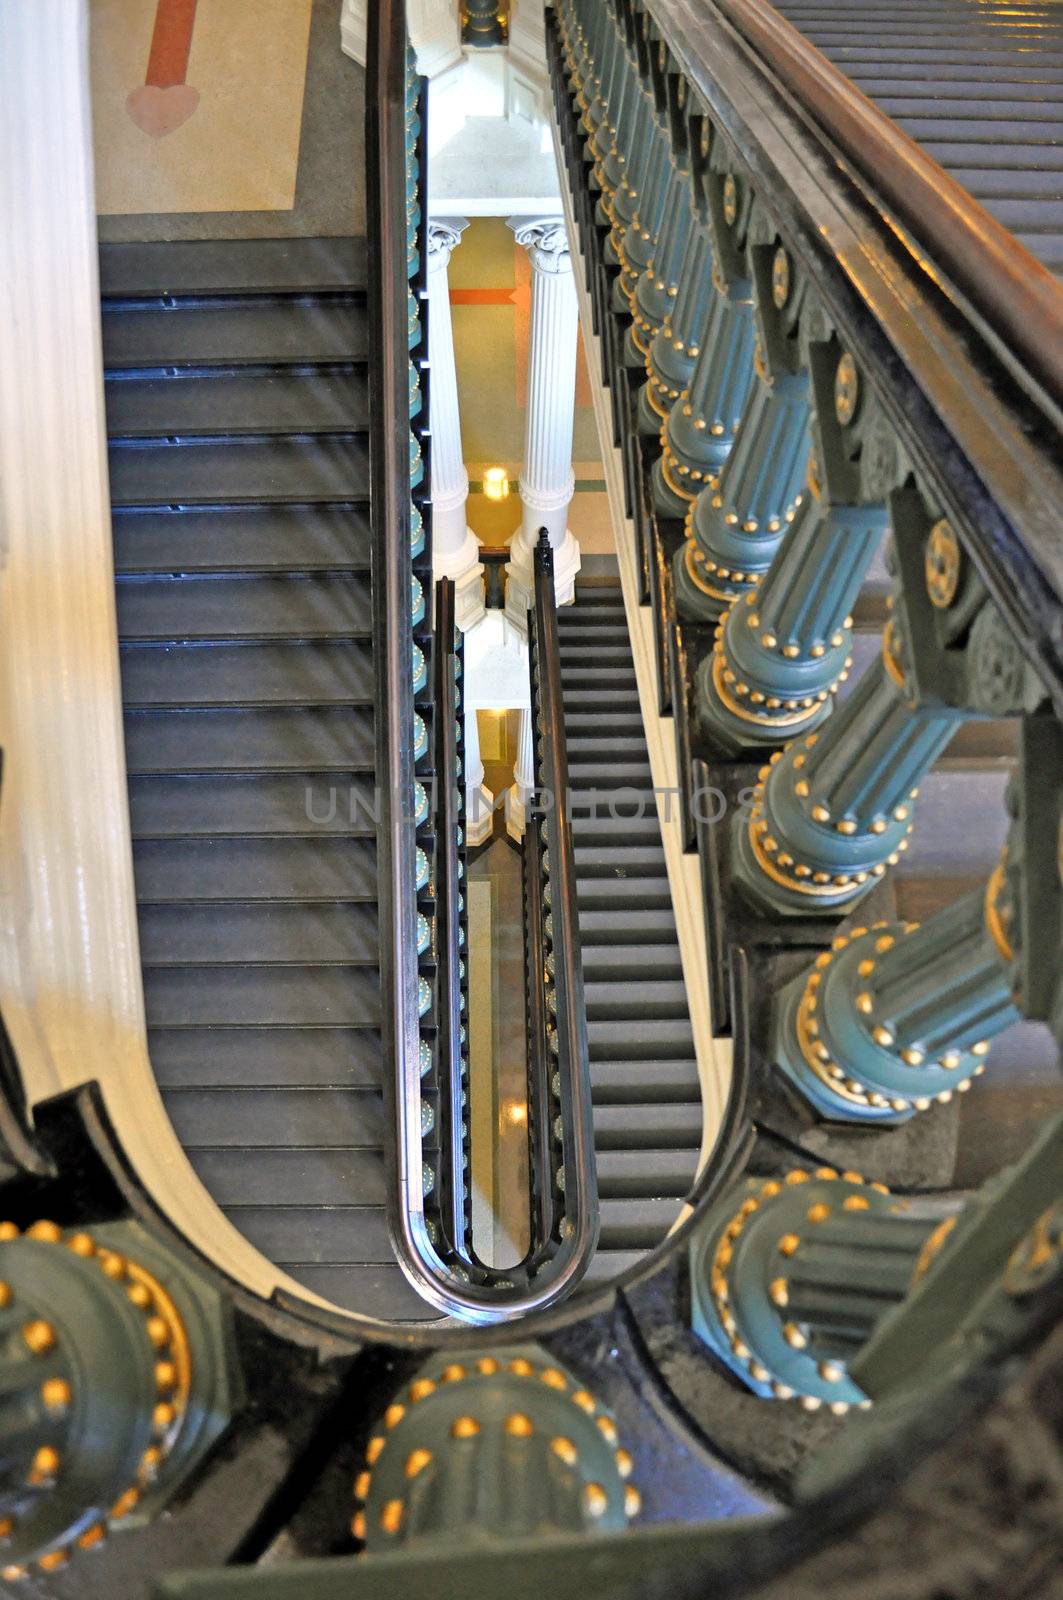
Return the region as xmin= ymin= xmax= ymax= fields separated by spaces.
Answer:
xmin=138 ymin=902 xmax=379 ymax=968
xmin=573 ymin=844 xmax=666 ymax=876
xmin=565 ymin=714 xmax=646 ymax=737
xmin=108 ymin=437 xmax=370 ymax=507
xmin=149 ymin=1025 xmax=384 ymax=1088
xmin=589 ymin=1059 xmax=700 ymax=1103
xmin=584 ymin=978 xmax=688 ymax=1020
xmin=571 ymin=811 xmax=663 ymax=844
xmin=129 ymin=773 xmax=376 ymax=838
xmin=560 ymin=661 xmax=639 ymax=683
xmin=566 ymin=760 xmax=653 ymax=786
xmin=106 ymin=370 xmax=368 ymax=439
xmin=563 ymin=678 xmax=640 ymax=697
xmin=580 ymin=944 xmax=684 ymax=980
xmin=99 ymin=237 xmax=368 ymax=299
xmin=560 ymin=640 xmax=633 ymax=665
xmin=597 ymin=1196 xmax=685 ymax=1250
xmin=557 ymin=609 xmax=628 ymax=630
xmin=113 ymin=505 xmax=372 ymax=574
xmin=225 ymin=1203 xmax=393 ymax=1266
xmin=568 ymin=734 xmax=647 ymax=757
xmin=124 ymin=707 xmax=376 ymax=773
xmin=163 ymin=1085 xmax=386 ymax=1149
xmin=283 ymin=1261 xmax=438 ymax=1321
xmin=562 ymin=689 xmax=643 ymax=711
xmin=190 ymin=1146 xmax=386 ymax=1206
xmin=578 ymin=907 xmax=679 ymax=943
xmin=592 ymin=1101 xmax=703 ymax=1149
xmin=143 ymin=964 xmax=380 ymax=1028
xmin=102 ymin=298 xmax=367 ymax=369
xmin=132 ymin=837 xmax=377 ymax=902
xmin=576 ymin=877 xmax=674 ymax=910
xmin=117 ymin=573 xmax=372 ymax=641
xmin=578 ymin=1250 xmax=646 ymax=1286
xmin=588 ymin=1016 xmax=696 ymax=1061
xmin=120 ymin=642 xmax=375 ymax=708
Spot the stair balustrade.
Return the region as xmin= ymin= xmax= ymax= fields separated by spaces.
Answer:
xmin=547 ymin=0 xmax=1063 ymax=1154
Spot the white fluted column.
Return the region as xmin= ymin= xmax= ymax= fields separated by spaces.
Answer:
xmin=464 ymin=705 xmax=495 ymax=847
xmin=428 ymin=217 xmax=485 ymax=631
xmin=504 ymin=704 xmax=537 ymax=841
xmin=505 ymin=216 xmax=581 ymax=626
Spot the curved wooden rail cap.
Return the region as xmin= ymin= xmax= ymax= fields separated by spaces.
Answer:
xmin=707 ymin=0 xmax=1063 ymax=411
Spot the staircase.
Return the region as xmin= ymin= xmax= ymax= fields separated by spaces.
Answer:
xmin=101 ymin=236 xmax=432 ymax=1322
xmin=558 ymin=582 xmax=704 ymax=1286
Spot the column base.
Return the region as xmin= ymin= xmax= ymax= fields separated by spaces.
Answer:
xmin=505 ymin=781 xmax=532 ymax=841
xmin=505 ymin=529 xmax=581 ymax=631
xmin=434 ymin=529 xmax=486 ymax=631
xmin=466 ymin=783 xmax=496 ymax=847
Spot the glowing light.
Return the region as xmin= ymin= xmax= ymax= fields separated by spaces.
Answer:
xmin=483 ymin=466 xmax=510 ymax=501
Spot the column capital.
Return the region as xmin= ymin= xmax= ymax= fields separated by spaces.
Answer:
xmin=508 ymin=215 xmax=573 ymax=275
xmin=427 ymin=216 xmax=470 ymax=272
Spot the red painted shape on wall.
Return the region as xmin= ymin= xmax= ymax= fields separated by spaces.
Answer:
xmin=127 ymin=0 xmax=201 ymax=138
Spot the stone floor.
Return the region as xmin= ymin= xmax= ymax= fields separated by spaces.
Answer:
xmin=94 ymin=0 xmax=365 ymax=241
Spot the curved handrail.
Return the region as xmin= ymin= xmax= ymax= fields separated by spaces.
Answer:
xmin=369 ymin=2 xmax=598 ymax=1318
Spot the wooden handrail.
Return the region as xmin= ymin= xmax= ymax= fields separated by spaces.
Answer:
xmin=655 ymin=0 xmax=1063 ymax=412
xmin=432 ymin=578 xmax=471 ymax=1265
xmin=527 ymin=530 xmax=600 ymax=1281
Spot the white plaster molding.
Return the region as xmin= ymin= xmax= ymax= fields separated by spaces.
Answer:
xmin=342 ymin=0 xmax=463 ymax=78
xmin=549 ymin=115 xmax=732 ymax=1197
xmin=0 ymin=0 xmax=375 ymax=1323
xmin=504 ymin=705 xmax=537 ymax=841
xmin=339 ymin=0 xmax=369 ymax=64
xmin=463 ymin=704 xmax=496 ymax=846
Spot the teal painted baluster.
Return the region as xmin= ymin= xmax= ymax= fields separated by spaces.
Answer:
xmin=772 ymin=877 xmax=1018 ymax=1123
xmin=690 ymin=1170 xmax=938 ymax=1406
xmin=651 ymin=169 xmax=756 ymax=521
xmin=732 ymin=617 xmax=966 ymax=918
xmin=638 ymin=215 xmax=713 ymax=436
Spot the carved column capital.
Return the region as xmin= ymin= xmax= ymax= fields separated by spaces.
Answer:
xmin=509 ymin=216 xmax=573 ymax=275
xmin=427 ymin=216 xmax=469 ymax=273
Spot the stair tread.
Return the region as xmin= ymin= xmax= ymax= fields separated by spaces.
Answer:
xmin=124 ymin=707 xmax=376 ymax=774
xmin=113 ymin=505 xmax=372 ymax=574
xmin=588 ymin=1016 xmax=697 ymax=1060
xmin=578 ymin=907 xmax=678 ymax=940
xmin=149 ymin=1025 xmax=384 ymax=1087
xmin=99 ymin=237 xmax=368 ymax=298
xmin=142 ymin=964 xmax=380 ymax=1028
xmin=132 ymin=836 xmax=377 ymax=902
xmin=106 ymin=370 xmax=368 ymax=439
xmin=120 ymin=642 xmax=375 ymax=707
xmin=117 ymin=573 xmax=372 ymax=640
xmin=282 ymin=1262 xmax=439 ymax=1321
xmin=595 ymin=1150 xmax=699 ymax=1196
xmin=102 ymin=298 xmax=367 ymax=368
xmin=591 ymin=1101 xmax=703 ymax=1147
xmin=139 ymin=902 xmax=379 ymax=969
xmin=162 ymin=1084 xmax=387 ymax=1149
xmin=108 ymin=437 xmax=370 ymax=507
xmin=129 ymin=772 xmax=376 ymax=837
xmin=589 ymin=1059 xmax=701 ymax=1102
